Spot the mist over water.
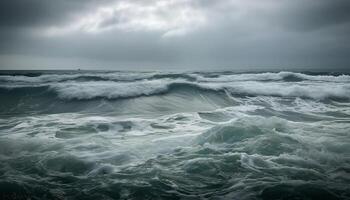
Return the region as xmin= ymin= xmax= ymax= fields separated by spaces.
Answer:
xmin=0 ymin=70 xmax=350 ymax=200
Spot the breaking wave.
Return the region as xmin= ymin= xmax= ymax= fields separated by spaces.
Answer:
xmin=1 ymin=78 xmax=350 ymax=101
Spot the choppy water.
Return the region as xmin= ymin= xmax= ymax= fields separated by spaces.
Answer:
xmin=0 ymin=70 xmax=349 ymax=200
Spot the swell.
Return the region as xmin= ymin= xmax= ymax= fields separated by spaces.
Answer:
xmin=0 ymin=84 xmax=233 ymax=115
xmin=0 ymin=82 xmax=210 ymax=102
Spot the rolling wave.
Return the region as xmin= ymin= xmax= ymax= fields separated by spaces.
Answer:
xmin=1 ymin=71 xmax=349 ymax=84
xmin=1 ymin=78 xmax=349 ymax=101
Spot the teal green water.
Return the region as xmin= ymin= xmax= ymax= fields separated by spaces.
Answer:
xmin=0 ymin=71 xmax=349 ymax=199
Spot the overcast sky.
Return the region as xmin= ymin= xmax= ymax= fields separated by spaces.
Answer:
xmin=0 ymin=0 xmax=349 ymax=70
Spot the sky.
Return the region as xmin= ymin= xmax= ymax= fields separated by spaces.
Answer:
xmin=0 ymin=0 xmax=349 ymax=70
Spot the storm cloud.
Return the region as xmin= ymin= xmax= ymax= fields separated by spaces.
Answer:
xmin=0 ymin=0 xmax=349 ymax=70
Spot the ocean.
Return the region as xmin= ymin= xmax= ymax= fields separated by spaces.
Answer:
xmin=0 ymin=70 xmax=349 ymax=199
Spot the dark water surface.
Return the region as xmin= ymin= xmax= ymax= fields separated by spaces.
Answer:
xmin=0 ymin=70 xmax=349 ymax=199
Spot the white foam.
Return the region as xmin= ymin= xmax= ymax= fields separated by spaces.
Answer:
xmin=197 ymin=81 xmax=350 ymax=100
xmin=194 ymin=72 xmax=287 ymax=82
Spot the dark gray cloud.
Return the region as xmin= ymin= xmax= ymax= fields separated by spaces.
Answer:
xmin=0 ymin=0 xmax=153 ymax=28
xmin=0 ymin=0 xmax=349 ymax=70
xmin=271 ymin=0 xmax=350 ymax=31
xmin=0 ymin=0 xmax=80 ymax=27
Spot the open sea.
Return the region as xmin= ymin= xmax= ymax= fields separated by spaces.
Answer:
xmin=0 ymin=70 xmax=349 ymax=200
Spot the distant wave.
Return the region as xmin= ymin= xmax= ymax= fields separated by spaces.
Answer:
xmin=194 ymin=71 xmax=350 ymax=82
xmin=0 ymin=72 xmax=154 ymax=83
xmin=1 ymin=71 xmax=350 ymax=84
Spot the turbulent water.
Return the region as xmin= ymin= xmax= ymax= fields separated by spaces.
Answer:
xmin=0 ymin=70 xmax=349 ymax=200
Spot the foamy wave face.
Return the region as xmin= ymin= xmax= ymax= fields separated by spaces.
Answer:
xmin=49 ymin=79 xmax=174 ymax=99
xmin=193 ymin=80 xmax=350 ymax=100
xmin=222 ymin=81 xmax=350 ymax=100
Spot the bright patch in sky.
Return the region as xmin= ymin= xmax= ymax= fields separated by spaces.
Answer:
xmin=45 ymin=0 xmax=207 ymax=37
